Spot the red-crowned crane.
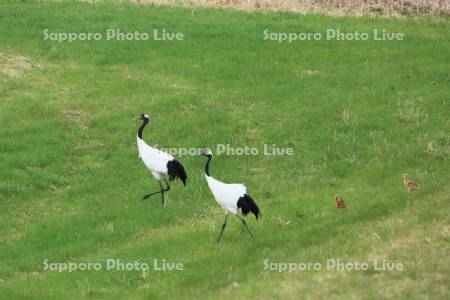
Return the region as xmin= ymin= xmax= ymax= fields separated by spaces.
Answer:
xmin=201 ymin=149 xmax=260 ymax=242
xmin=136 ymin=113 xmax=187 ymax=206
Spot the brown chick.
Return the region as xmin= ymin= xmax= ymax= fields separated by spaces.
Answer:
xmin=335 ymin=196 xmax=347 ymax=209
xmin=403 ymin=173 xmax=419 ymax=193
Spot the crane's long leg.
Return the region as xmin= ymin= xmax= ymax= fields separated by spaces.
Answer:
xmin=236 ymin=215 xmax=255 ymax=240
xmin=159 ymin=180 xmax=165 ymax=206
xmin=141 ymin=179 xmax=170 ymax=203
xmin=160 ymin=179 xmax=172 ymax=206
xmin=163 ymin=178 xmax=171 ymax=192
xmin=217 ymin=213 xmax=228 ymax=243
xmin=141 ymin=189 xmax=162 ymax=200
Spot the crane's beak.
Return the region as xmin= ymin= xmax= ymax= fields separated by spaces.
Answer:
xmin=132 ymin=116 xmax=140 ymax=121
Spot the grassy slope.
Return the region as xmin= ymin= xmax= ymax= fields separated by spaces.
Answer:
xmin=0 ymin=2 xmax=449 ymax=299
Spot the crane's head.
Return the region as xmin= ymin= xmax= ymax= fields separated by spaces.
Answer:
xmin=139 ymin=113 xmax=150 ymax=121
xmin=402 ymin=173 xmax=408 ymax=179
xmin=201 ymin=149 xmax=213 ymax=157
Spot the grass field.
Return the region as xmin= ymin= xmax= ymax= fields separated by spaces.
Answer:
xmin=0 ymin=1 xmax=449 ymax=299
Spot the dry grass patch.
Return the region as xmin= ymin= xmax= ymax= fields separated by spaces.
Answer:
xmin=294 ymin=69 xmax=320 ymax=79
xmin=82 ymin=0 xmax=450 ymax=15
xmin=0 ymin=53 xmax=42 ymax=79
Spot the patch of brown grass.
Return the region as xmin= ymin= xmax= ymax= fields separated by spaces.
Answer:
xmin=83 ymin=0 xmax=450 ymax=16
xmin=0 ymin=53 xmax=42 ymax=79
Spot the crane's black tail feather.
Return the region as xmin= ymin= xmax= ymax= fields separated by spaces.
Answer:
xmin=167 ymin=159 xmax=187 ymax=186
xmin=237 ymin=194 xmax=260 ymax=219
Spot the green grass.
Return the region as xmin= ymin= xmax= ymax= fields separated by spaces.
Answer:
xmin=0 ymin=1 xmax=449 ymax=299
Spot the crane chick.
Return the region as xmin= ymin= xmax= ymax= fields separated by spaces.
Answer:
xmin=335 ymin=196 xmax=347 ymax=209
xmin=402 ymin=173 xmax=419 ymax=193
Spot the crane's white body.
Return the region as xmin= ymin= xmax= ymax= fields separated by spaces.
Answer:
xmin=137 ymin=136 xmax=173 ymax=180
xmin=205 ymin=174 xmax=246 ymax=215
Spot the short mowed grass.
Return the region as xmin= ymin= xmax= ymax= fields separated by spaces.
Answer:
xmin=0 ymin=1 xmax=449 ymax=299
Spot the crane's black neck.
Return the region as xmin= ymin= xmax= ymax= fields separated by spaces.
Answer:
xmin=204 ymin=155 xmax=212 ymax=176
xmin=138 ymin=119 xmax=149 ymax=139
